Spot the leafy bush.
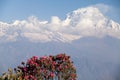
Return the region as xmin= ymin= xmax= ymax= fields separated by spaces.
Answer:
xmin=0 ymin=53 xmax=77 ymax=80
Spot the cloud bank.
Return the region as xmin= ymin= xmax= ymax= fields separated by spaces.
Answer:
xmin=0 ymin=6 xmax=120 ymax=43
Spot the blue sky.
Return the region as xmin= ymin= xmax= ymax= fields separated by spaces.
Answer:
xmin=0 ymin=0 xmax=120 ymax=23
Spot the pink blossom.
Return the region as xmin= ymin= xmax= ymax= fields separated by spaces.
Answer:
xmin=50 ymin=72 xmax=54 ymax=77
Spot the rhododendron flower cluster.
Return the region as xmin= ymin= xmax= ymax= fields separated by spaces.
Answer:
xmin=0 ymin=53 xmax=77 ymax=80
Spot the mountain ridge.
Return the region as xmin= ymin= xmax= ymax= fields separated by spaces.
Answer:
xmin=0 ymin=6 xmax=120 ymax=43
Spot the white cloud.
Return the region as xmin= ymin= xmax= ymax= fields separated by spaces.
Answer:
xmin=51 ymin=16 xmax=61 ymax=24
xmin=21 ymin=32 xmax=51 ymax=42
xmin=0 ymin=5 xmax=120 ymax=43
xmin=93 ymin=3 xmax=111 ymax=14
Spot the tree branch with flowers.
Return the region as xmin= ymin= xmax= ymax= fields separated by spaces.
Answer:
xmin=0 ymin=53 xmax=77 ymax=80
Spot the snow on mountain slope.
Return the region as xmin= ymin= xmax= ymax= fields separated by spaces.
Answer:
xmin=0 ymin=6 xmax=120 ymax=43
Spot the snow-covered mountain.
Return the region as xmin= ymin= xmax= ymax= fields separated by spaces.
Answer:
xmin=0 ymin=6 xmax=120 ymax=43
xmin=0 ymin=6 xmax=120 ymax=80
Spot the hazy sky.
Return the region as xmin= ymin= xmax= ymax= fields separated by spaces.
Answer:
xmin=0 ymin=0 xmax=120 ymax=23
